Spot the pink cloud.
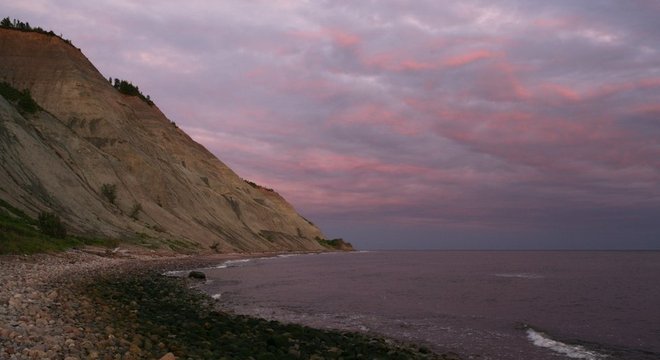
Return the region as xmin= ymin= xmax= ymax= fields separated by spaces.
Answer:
xmin=399 ymin=59 xmax=437 ymax=71
xmin=443 ymin=49 xmax=496 ymax=67
xmin=538 ymin=83 xmax=582 ymax=102
xmin=531 ymin=78 xmax=660 ymax=110
xmin=327 ymin=28 xmax=361 ymax=47
xmin=361 ymin=52 xmax=440 ymax=72
xmin=533 ymin=16 xmax=580 ymax=30
xmin=268 ymin=152 xmax=516 ymax=216
xmin=404 ymin=89 xmax=660 ymax=179
xmin=289 ymin=28 xmax=360 ymax=48
xmin=632 ymin=103 xmax=660 ymax=115
xmin=587 ymin=78 xmax=660 ymax=100
xmin=241 ymin=66 xmax=339 ymax=101
xmin=432 ymin=104 xmax=658 ymax=175
xmin=330 ymin=104 xmax=422 ymax=136
xmin=454 ymin=59 xmax=531 ymax=101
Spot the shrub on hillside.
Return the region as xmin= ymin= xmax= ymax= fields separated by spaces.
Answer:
xmin=243 ymin=179 xmax=274 ymax=192
xmin=129 ymin=202 xmax=142 ymax=220
xmin=37 ymin=212 xmax=67 ymax=239
xmin=101 ymin=183 xmax=117 ymax=204
xmin=110 ymin=78 xmax=154 ymax=106
xmin=315 ymin=236 xmax=353 ymax=250
xmin=0 ymin=81 xmax=40 ymax=113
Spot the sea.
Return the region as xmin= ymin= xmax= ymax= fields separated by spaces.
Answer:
xmin=192 ymin=251 xmax=660 ymax=360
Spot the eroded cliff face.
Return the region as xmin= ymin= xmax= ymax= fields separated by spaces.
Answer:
xmin=0 ymin=29 xmax=325 ymax=252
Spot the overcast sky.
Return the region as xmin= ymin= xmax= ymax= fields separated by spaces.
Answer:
xmin=4 ymin=1 xmax=660 ymax=249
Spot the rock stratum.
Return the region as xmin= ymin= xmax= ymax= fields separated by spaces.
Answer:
xmin=0 ymin=28 xmax=328 ymax=252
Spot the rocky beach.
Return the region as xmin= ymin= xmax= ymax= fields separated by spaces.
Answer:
xmin=0 ymin=250 xmax=453 ymax=359
xmin=0 ymin=250 xmax=189 ymax=360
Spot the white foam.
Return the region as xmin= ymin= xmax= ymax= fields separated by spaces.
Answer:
xmin=211 ymin=293 xmax=222 ymax=300
xmin=162 ymin=270 xmax=187 ymax=277
xmin=211 ymin=258 xmax=253 ymax=269
xmin=494 ymin=273 xmax=543 ymax=279
xmin=224 ymin=259 xmax=252 ymax=266
xmin=526 ymin=328 xmax=606 ymax=359
xmin=228 ymin=259 xmax=252 ymax=264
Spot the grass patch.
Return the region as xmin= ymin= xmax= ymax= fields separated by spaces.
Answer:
xmin=0 ymin=199 xmax=117 ymax=254
xmin=316 ymin=236 xmax=354 ymax=251
xmin=244 ymin=179 xmax=275 ymax=192
xmin=85 ymin=271 xmax=443 ymax=359
xmin=0 ymin=81 xmax=41 ymax=114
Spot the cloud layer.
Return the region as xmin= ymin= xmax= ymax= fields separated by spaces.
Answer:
xmin=5 ymin=1 xmax=660 ymax=248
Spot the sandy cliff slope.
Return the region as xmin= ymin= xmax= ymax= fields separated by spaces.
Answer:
xmin=0 ymin=28 xmax=326 ymax=252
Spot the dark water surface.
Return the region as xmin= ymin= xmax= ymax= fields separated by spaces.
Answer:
xmin=196 ymin=251 xmax=660 ymax=360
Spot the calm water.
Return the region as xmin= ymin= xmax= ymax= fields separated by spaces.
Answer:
xmin=195 ymin=251 xmax=660 ymax=360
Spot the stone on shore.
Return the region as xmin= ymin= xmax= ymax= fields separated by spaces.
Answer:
xmin=159 ymin=352 xmax=176 ymax=360
xmin=188 ymin=271 xmax=206 ymax=280
xmin=0 ymin=251 xmax=451 ymax=360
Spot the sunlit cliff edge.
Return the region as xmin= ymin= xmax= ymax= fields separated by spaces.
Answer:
xmin=0 ymin=27 xmax=348 ymax=253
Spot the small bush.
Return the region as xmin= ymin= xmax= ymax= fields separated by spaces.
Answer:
xmin=129 ymin=202 xmax=142 ymax=220
xmin=243 ymin=179 xmax=274 ymax=192
xmin=101 ymin=183 xmax=117 ymax=204
xmin=0 ymin=81 xmax=41 ymax=114
xmin=112 ymin=78 xmax=154 ymax=105
xmin=37 ymin=212 xmax=67 ymax=239
xmin=315 ymin=236 xmax=353 ymax=250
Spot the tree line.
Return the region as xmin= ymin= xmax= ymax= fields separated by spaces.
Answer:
xmin=109 ymin=77 xmax=154 ymax=106
xmin=2 ymin=17 xmax=154 ymax=107
xmin=1 ymin=17 xmax=73 ymax=45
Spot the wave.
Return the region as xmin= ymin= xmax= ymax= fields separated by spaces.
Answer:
xmin=526 ymin=328 xmax=607 ymax=359
xmin=162 ymin=258 xmax=255 ymax=276
xmin=213 ymin=258 xmax=253 ymax=269
xmin=162 ymin=270 xmax=188 ymax=277
xmin=494 ymin=273 xmax=544 ymax=279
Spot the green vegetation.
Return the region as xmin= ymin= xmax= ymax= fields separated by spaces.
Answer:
xmin=129 ymin=202 xmax=142 ymax=220
xmin=244 ymin=179 xmax=274 ymax=192
xmin=84 ymin=272 xmax=442 ymax=359
xmin=0 ymin=199 xmax=114 ymax=254
xmin=316 ymin=236 xmax=354 ymax=250
xmin=0 ymin=81 xmax=41 ymax=114
xmin=110 ymin=78 xmax=154 ymax=106
xmin=37 ymin=212 xmax=67 ymax=238
xmin=0 ymin=17 xmax=73 ymax=45
xmin=100 ymin=183 xmax=117 ymax=204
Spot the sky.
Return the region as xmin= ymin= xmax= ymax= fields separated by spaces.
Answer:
xmin=3 ymin=1 xmax=660 ymax=249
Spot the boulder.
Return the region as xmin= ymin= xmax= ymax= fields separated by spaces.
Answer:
xmin=188 ymin=271 xmax=206 ymax=280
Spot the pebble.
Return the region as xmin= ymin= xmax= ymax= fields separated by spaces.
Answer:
xmin=0 ymin=252 xmax=131 ymax=360
xmin=1 ymin=250 xmax=234 ymax=359
xmin=2 ymin=251 xmax=444 ymax=360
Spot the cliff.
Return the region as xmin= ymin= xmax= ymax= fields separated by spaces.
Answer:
xmin=0 ymin=28 xmax=328 ymax=252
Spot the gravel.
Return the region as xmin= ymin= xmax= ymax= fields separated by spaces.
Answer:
xmin=0 ymin=250 xmax=223 ymax=360
xmin=0 ymin=250 xmax=456 ymax=360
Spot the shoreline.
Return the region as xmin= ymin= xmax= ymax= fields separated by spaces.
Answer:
xmin=0 ymin=250 xmax=457 ymax=359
